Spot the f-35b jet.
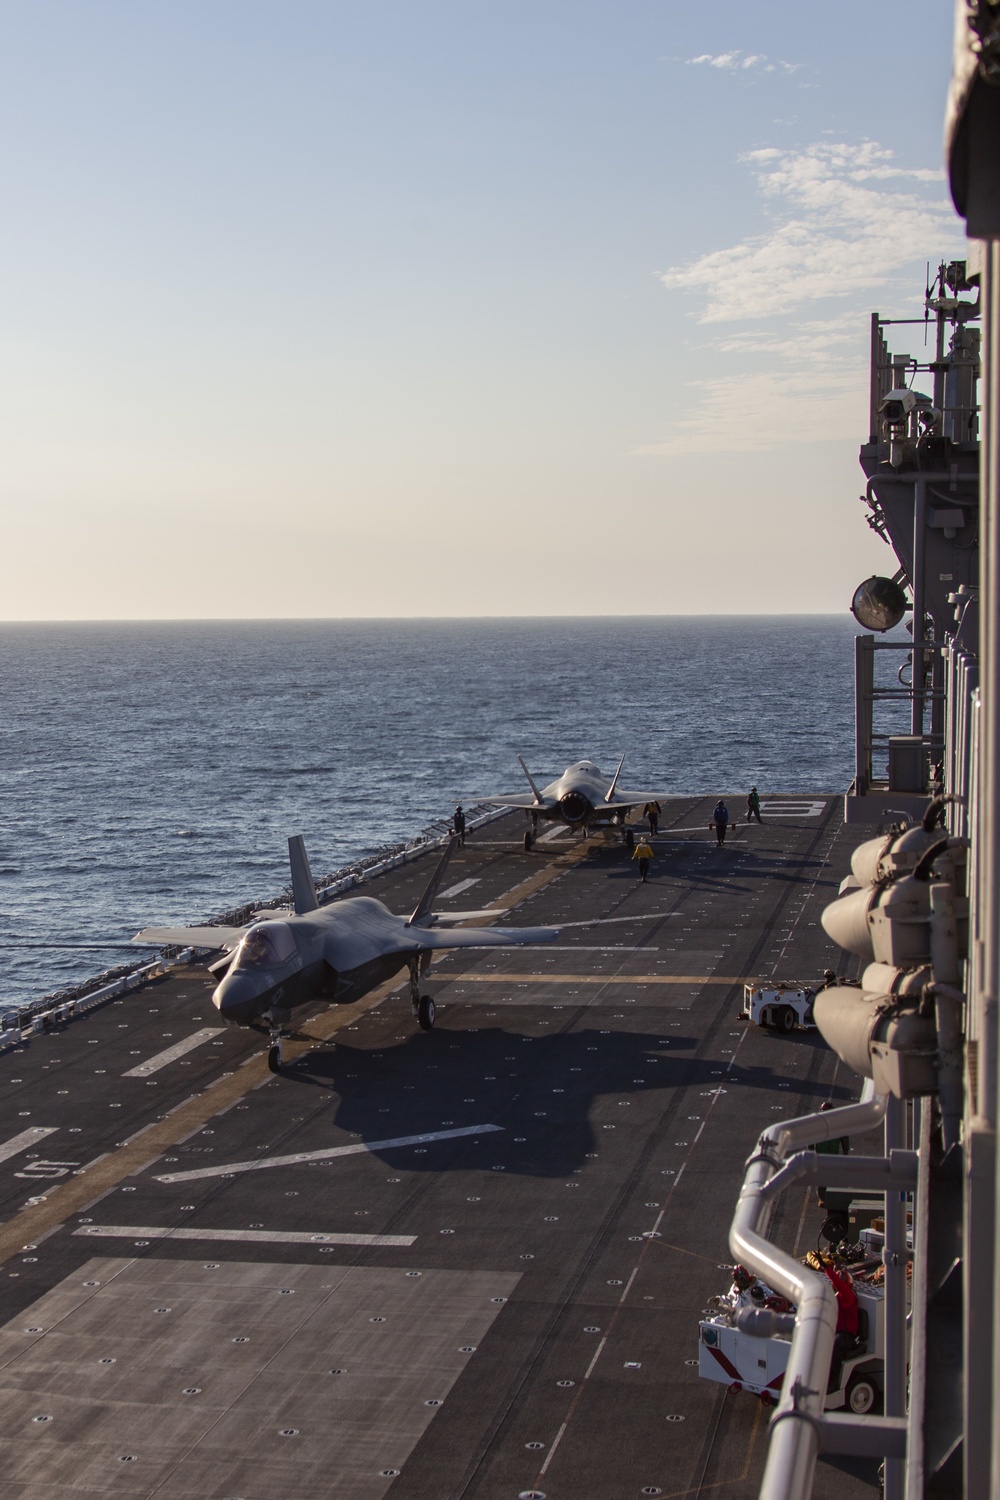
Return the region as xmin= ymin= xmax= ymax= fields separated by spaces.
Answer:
xmin=482 ymin=755 xmax=672 ymax=850
xmin=133 ymin=835 xmax=556 ymax=1071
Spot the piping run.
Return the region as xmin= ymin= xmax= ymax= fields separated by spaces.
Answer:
xmin=729 ymin=1086 xmax=890 ymax=1499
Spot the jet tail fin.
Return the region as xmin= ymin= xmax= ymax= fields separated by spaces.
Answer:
xmin=517 ymin=755 xmax=544 ymax=805
xmin=288 ymin=835 xmax=319 ymax=914
xmin=604 ymin=751 xmax=627 ymax=803
xmin=408 ymin=837 xmax=457 ymax=928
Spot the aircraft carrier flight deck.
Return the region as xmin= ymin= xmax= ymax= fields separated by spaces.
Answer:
xmin=0 ymin=799 xmax=881 ymax=1500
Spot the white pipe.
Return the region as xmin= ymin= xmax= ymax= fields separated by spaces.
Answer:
xmin=728 ymin=1091 xmax=889 ymax=1500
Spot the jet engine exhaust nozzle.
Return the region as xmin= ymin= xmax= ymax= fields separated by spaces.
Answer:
xmin=559 ymin=792 xmax=591 ymax=824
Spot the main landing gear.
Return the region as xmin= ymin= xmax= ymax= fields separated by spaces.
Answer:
xmin=408 ymin=960 xmax=436 ymax=1031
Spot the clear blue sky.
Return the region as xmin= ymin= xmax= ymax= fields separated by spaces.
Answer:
xmin=1 ymin=1 xmax=964 ymax=618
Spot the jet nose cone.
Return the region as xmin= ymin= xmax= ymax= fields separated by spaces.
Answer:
xmin=212 ymin=970 xmax=272 ymax=1026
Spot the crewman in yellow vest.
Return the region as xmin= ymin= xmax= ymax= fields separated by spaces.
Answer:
xmin=632 ymin=836 xmax=654 ymax=882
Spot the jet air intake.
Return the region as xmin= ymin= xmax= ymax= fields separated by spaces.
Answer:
xmin=559 ymin=791 xmax=591 ymax=824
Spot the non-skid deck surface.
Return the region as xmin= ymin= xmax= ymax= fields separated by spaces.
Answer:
xmin=0 ymin=799 xmax=882 ymax=1498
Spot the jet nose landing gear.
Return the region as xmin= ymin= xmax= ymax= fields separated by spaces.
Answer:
xmin=408 ymin=961 xmax=437 ymax=1030
xmin=263 ymin=1009 xmax=291 ymax=1074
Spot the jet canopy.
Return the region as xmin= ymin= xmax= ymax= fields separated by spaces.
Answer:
xmin=233 ymin=922 xmax=297 ymax=970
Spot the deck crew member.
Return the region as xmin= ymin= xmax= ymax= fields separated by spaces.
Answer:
xmin=711 ymin=799 xmax=730 ymax=846
xmin=453 ymin=805 xmax=466 ymax=846
xmin=822 ymin=1258 xmax=860 ymax=1392
xmin=643 ymin=801 xmax=661 ymax=835
xmin=632 ymin=836 xmax=654 ymax=882
xmin=746 ymin=786 xmax=762 ymax=823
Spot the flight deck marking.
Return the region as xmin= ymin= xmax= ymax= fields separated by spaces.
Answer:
xmin=122 ymin=1028 xmax=226 ymax=1077
xmin=758 ymin=799 xmax=827 ymax=819
xmin=0 ymin=1128 xmax=57 ymax=1164
xmin=556 ymin=913 xmax=680 ymax=927
xmin=0 ymin=841 xmax=586 ymax=1270
xmin=154 ymin=1123 xmax=503 ymax=1183
xmin=436 ymin=877 xmax=481 ymax=900
xmin=443 ymin=973 xmax=749 ymax=986
xmin=73 ymin=1225 xmax=416 ymax=1247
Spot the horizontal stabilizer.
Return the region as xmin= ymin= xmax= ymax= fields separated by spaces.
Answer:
xmin=132 ymin=925 xmax=246 ymax=950
xmin=607 ymin=791 xmax=674 ymax=807
xmin=477 ymin=793 xmax=553 ymax=809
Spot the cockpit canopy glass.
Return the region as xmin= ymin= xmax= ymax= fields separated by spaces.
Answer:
xmin=235 ymin=922 xmax=297 ymax=970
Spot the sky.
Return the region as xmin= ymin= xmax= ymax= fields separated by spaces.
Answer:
xmin=0 ymin=1 xmax=967 ymax=619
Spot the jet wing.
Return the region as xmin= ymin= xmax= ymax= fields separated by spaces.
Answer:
xmin=132 ymin=925 xmax=247 ymax=950
xmin=414 ymin=924 xmax=558 ymax=950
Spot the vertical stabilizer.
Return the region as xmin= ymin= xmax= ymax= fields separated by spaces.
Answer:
xmin=604 ymin=752 xmax=627 ymax=803
xmin=408 ymin=837 xmax=458 ymax=927
xmin=288 ymin=835 xmax=319 ymax=914
xmin=517 ymin=755 xmax=545 ymax=805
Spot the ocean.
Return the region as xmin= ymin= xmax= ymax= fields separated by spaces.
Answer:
xmin=0 ymin=616 xmax=874 ymax=1008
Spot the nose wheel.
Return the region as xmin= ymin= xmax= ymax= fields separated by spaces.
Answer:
xmin=409 ymin=961 xmax=437 ymax=1030
xmin=267 ymin=1031 xmax=285 ymax=1074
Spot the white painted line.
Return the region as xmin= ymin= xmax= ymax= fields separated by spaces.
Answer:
xmin=0 ymin=1128 xmax=57 ymax=1164
xmin=73 ymin=1225 xmax=416 ymax=1247
xmin=487 ymin=945 xmax=659 ymax=953
xmin=557 ymin=914 xmax=679 ymax=927
xmin=437 ymin=878 xmax=481 ymax=900
xmin=537 ymin=825 xmax=569 ymax=842
xmin=123 ymin=1029 xmax=226 ymax=1077
xmin=155 ymin=1123 xmax=504 ymax=1183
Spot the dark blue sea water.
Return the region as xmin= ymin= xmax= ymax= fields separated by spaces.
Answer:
xmin=0 ymin=616 xmax=868 ymax=1007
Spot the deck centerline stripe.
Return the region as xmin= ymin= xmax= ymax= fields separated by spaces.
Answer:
xmin=122 ymin=1028 xmax=226 ymax=1077
xmin=73 ymin=1225 xmax=416 ymax=1247
xmin=154 ymin=1123 xmax=503 ymax=1183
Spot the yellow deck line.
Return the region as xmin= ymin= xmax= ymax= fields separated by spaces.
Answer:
xmin=442 ymin=972 xmax=748 ymax=986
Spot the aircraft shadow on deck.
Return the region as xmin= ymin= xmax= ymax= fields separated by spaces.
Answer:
xmin=283 ymin=1027 xmax=846 ymax=1178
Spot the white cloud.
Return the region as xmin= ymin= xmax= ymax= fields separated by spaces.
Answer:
xmin=685 ymin=51 xmax=800 ymax=74
xmin=635 ymin=368 xmax=865 ymax=456
xmin=661 ymin=142 xmax=958 ymax=323
xmin=642 ymin=141 xmax=964 ymax=455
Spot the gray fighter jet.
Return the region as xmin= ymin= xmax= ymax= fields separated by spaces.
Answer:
xmin=482 ymin=755 xmax=672 ymax=850
xmin=133 ymin=835 xmax=556 ymax=1071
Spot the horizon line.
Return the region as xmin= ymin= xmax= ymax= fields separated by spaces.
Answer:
xmin=0 ymin=610 xmax=856 ymax=626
